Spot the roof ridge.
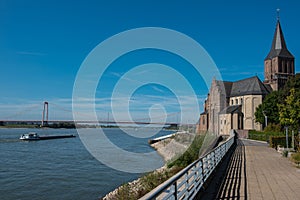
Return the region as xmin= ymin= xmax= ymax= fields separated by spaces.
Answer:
xmin=229 ymin=76 xmax=270 ymax=97
xmin=216 ymin=76 xmax=257 ymax=83
xmin=234 ymin=76 xmax=258 ymax=83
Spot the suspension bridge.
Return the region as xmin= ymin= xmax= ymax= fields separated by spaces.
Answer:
xmin=0 ymin=101 xmax=184 ymax=127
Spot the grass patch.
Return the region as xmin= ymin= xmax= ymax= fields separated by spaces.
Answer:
xmin=167 ymin=134 xmax=205 ymax=168
xmin=112 ymin=166 xmax=183 ymax=199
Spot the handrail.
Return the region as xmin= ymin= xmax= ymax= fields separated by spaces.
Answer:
xmin=140 ymin=134 xmax=235 ymax=200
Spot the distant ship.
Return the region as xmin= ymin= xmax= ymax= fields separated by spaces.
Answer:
xmin=19 ymin=132 xmax=40 ymax=140
xmin=19 ymin=132 xmax=76 ymax=141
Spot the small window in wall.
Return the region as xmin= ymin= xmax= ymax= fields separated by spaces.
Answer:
xmin=202 ymin=117 xmax=205 ymax=125
xmin=231 ymin=99 xmax=233 ymax=105
xmin=235 ymin=99 xmax=238 ymax=105
xmin=241 ymin=98 xmax=243 ymax=104
xmin=224 ymin=120 xmax=226 ymax=124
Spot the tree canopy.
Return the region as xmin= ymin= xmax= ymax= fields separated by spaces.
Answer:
xmin=255 ymin=91 xmax=280 ymax=125
xmin=278 ymin=88 xmax=300 ymax=131
xmin=255 ymin=73 xmax=300 ymax=130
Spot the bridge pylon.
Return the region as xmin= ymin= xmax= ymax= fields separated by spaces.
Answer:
xmin=41 ymin=101 xmax=49 ymax=127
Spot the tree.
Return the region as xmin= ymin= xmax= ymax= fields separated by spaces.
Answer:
xmin=255 ymin=73 xmax=300 ymax=128
xmin=283 ymin=74 xmax=300 ymax=94
xmin=255 ymin=91 xmax=280 ymax=125
xmin=278 ymin=88 xmax=300 ymax=131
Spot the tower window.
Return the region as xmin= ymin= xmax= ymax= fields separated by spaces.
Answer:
xmin=235 ymin=99 xmax=238 ymax=105
xmin=287 ymin=61 xmax=290 ymax=73
xmin=282 ymin=61 xmax=286 ymax=73
xmin=231 ymin=100 xmax=233 ymax=105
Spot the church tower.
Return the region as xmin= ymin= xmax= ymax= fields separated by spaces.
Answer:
xmin=264 ymin=16 xmax=295 ymax=91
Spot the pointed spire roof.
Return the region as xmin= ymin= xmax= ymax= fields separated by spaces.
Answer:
xmin=265 ymin=20 xmax=294 ymax=60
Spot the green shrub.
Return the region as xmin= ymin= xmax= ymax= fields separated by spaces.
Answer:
xmin=137 ymin=166 xmax=182 ymax=197
xmin=269 ymin=136 xmax=292 ymax=149
xmin=291 ymin=153 xmax=300 ymax=166
xmin=249 ymin=130 xmax=285 ymax=142
xmin=115 ymin=183 xmax=136 ymax=200
xmin=264 ymin=123 xmax=281 ymax=132
xmin=248 ymin=130 xmax=268 ymax=141
xmin=167 ymin=134 xmax=205 ymax=168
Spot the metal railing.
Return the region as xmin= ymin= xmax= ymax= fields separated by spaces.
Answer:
xmin=141 ymin=133 xmax=235 ymax=200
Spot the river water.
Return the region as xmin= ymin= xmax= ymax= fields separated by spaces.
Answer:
xmin=0 ymin=128 xmax=174 ymax=200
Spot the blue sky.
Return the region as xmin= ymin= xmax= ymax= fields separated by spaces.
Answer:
xmin=0 ymin=0 xmax=299 ymax=123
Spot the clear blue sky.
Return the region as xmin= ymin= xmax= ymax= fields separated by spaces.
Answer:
xmin=0 ymin=0 xmax=299 ymax=122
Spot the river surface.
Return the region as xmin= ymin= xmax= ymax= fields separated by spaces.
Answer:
xmin=0 ymin=128 xmax=174 ymax=200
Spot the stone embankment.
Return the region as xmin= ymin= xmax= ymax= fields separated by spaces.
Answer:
xmin=150 ymin=133 xmax=194 ymax=162
xmin=101 ymin=132 xmax=194 ymax=200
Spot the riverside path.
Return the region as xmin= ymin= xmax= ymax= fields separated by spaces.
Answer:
xmin=198 ymin=138 xmax=300 ymax=200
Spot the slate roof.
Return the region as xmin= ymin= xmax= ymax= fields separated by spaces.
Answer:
xmin=214 ymin=80 xmax=233 ymax=97
xmin=265 ymin=20 xmax=294 ymax=60
xmin=223 ymin=81 xmax=234 ymax=97
xmin=229 ymin=76 xmax=272 ymax=97
xmin=219 ymin=105 xmax=241 ymax=114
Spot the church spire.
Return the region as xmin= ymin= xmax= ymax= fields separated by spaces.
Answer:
xmin=265 ymin=15 xmax=294 ymax=60
xmin=264 ymin=10 xmax=295 ymax=91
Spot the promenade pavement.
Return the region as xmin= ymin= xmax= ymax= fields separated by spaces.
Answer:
xmin=198 ymin=138 xmax=300 ymax=200
xmin=242 ymin=139 xmax=300 ymax=200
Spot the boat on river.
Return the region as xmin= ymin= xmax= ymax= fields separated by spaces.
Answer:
xmin=19 ymin=132 xmax=40 ymax=140
xmin=19 ymin=132 xmax=76 ymax=141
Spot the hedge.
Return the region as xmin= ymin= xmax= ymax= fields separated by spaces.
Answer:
xmin=248 ymin=130 xmax=285 ymax=142
xmin=269 ymin=136 xmax=292 ymax=149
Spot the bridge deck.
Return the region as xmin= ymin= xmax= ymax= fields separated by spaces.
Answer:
xmin=198 ymin=139 xmax=300 ymax=200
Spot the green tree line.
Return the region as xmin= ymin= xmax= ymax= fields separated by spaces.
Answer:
xmin=255 ymin=73 xmax=300 ymax=132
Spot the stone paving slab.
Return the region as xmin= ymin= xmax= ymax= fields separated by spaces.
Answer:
xmin=196 ymin=138 xmax=300 ymax=200
xmin=242 ymin=139 xmax=300 ymax=200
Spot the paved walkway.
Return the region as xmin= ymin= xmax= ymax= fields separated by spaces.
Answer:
xmin=242 ymin=139 xmax=300 ymax=200
xmin=198 ymin=139 xmax=300 ymax=200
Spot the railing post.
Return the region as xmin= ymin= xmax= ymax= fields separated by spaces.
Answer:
xmin=200 ymin=159 xmax=204 ymax=187
xmin=141 ymin=135 xmax=235 ymax=200
xmin=174 ymin=182 xmax=178 ymax=200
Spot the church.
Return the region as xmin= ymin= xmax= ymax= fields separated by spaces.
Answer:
xmin=197 ymin=17 xmax=295 ymax=135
